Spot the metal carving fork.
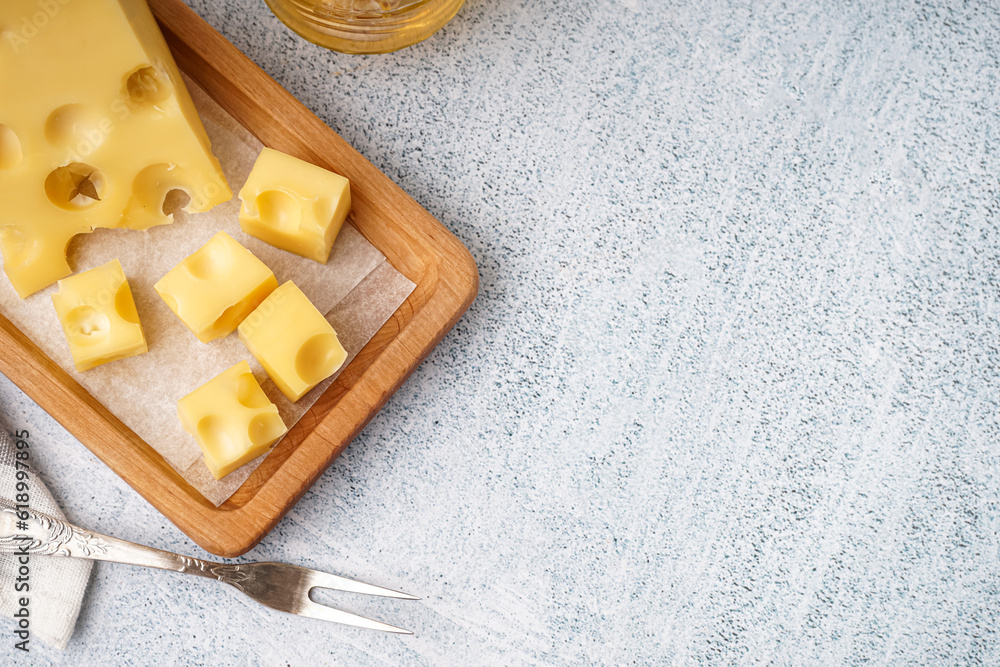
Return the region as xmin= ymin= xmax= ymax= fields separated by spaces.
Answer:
xmin=0 ymin=501 xmax=417 ymax=634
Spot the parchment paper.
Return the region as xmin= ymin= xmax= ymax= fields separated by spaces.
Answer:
xmin=0 ymin=77 xmax=415 ymax=505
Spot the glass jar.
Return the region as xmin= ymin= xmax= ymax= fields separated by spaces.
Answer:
xmin=264 ymin=0 xmax=466 ymax=54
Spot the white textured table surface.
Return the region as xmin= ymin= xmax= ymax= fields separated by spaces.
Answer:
xmin=3 ymin=0 xmax=1000 ymax=664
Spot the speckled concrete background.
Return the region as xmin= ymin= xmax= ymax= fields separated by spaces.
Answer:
xmin=3 ymin=0 xmax=1000 ymax=664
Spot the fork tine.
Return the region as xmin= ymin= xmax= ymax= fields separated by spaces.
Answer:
xmin=307 ymin=570 xmax=420 ymax=600
xmin=296 ymin=599 xmax=413 ymax=634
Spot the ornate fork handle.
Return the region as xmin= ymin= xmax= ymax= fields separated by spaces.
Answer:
xmin=0 ymin=499 xmax=416 ymax=633
xmin=0 ymin=501 xmax=246 ymax=588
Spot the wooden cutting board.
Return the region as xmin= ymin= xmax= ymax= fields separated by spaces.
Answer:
xmin=0 ymin=0 xmax=478 ymax=557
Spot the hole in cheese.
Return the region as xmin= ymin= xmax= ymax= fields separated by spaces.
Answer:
xmin=210 ymin=302 xmax=245 ymax=339
xmin=184 ymin=237 xmax=233 ymax=281
xmin=247 ymin=412 xmax=285 ymax=447
xmin=0 ymin=125 xmax=23 ymax=170
xmin=124 ymin=65 xmax=172 ymax=110
xmin=64 ymin=305 xmax=111 ymax=346
xmin=125 ymin=164 xmax=195 ymax=229
xmin=45 ymin=163 xmax=107 ymax=210
xmin=161 ymin=188 xmax=191 ymax=216
xmin=114 ymin=281 xmax=141 ymax=325
xmin=196 ymin=415 xmax=235 ymax=457
xmin=159 ymin=291 xmax=179 ymax=316
xmin=235 ymin=372 xmax=270 ymax=410
xmin=255 ymin=189 xmax=303 ymax=231
xmin=44 ymin=104 xmax=106 ymax=154
xmin=294 ymin=332 xmax=344 ymax=385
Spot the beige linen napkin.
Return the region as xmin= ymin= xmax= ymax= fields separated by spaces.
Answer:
xmin=0 ymin=428 xmax=92 ymax=650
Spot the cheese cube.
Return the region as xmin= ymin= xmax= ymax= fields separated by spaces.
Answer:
xmin=0 ymin=0 xmax=232 ymax=298
xmin=155 ymin=232 xmax=278 ymax=343
xmin=238 ymin=148 xmax=351 ymax=264
xmin=238 ymin=282 xmax=347 ymax=402
xmin=51 ymin=259 xmax=147 ymax=372
xmin=177 ymin=361 xmax=287 ymax=480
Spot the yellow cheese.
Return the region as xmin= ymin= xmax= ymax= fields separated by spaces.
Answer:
xmin=238 ymin=281 xmax=347 ymax=402
xmin=238 ymin=148 xmax=351 ymax=264
xmin=51 ymin=259 xmax=147 ymax=372
xmin=177 ymin=360 xmax=287 ymax=480
xmin=0 ymin=0 xmax=231 ymax=298
xmin=155 ymin=231 xmax=278 ymax=343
